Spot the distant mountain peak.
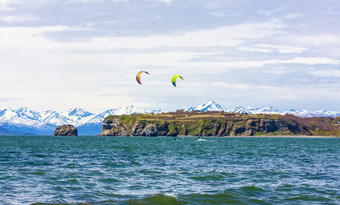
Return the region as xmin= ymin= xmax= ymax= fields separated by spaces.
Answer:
xmin=66 ymin=108 xmax=93 ymax=116
xmin=187 ymin=101 xmax=225 ymax=112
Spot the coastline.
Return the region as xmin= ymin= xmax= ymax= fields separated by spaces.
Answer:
xmin=1 ymin=135 xmax=339 ymax=138
xmin=218 ymin=135 xmax=340 ymax=138
xmin=157 ymin=135 xmax=340 ymax=138
xmin=97 ymin=135 xmax=339 ymax=138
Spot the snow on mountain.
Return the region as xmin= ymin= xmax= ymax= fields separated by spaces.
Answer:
xmin=313 ymin=110 xmax=339 ymax=117
xmin=0 ymin=105 xmax=149 ymax=135
xmin=16 ymin=107 xmax=42 ymax=121
xmin=0 ymin=105 xmax=148 ymax=129
xmin=283 ymin=110 xmax=312 ymax=118
xmin=115 ymin=105 xmax=146 ymax=115
xmin=283 ymin=109 xmax=339 ymax=118
xmin=251 ymin=106 xmax=280 ymax=114
xmin=295 ymin=110 xmax=315 ymax=118
xmin=62 ymin=108 xmax=95 ymax=125
xmin=0 ymin=107 xmax=44 ymax=127
xmin=0 ymin=102 xmax=339 ymax=135
xmin=224 ymin=105 xmax=279 ymax=114
xmin=63 ymin=108 xmax=94 ymax=120
xmin=86 ymin=109 xmax=118 ymax=124
xmin=226 ymin=106 xmax=251 ymax=114
xmin=86 ymin=105 xmax=147 ymax=124
xmin=187 ymin=102 xmax=280 ymax=114
xmin=188 ymin=101 xmax=339 ymax=117
xmin=40 ymin=110 xmax=72 ymax=126
xmin=187 ymin=101 xmax=225 ymax=112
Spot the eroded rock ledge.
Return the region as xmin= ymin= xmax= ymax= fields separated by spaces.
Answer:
xmin=99 ymin=112 xmax=340 ymax=137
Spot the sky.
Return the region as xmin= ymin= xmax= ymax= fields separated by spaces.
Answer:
xmin=0 ymin=0 xmax=339 ymax=112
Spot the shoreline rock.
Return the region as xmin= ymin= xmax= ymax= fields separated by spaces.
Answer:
xmin=54 ymin=125 xmax=78 ymax=136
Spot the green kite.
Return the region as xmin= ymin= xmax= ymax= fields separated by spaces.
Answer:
xmin=172 ymin=75 xmax=183 ymax=87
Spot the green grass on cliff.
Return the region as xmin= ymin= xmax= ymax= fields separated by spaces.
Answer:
xmin=104 ymin=111 xmax=340 ymax=136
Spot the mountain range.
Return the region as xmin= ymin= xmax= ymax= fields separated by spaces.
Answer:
xmin=0 ymin=101 xmax=339 ymax=135
xmin=188 ymin=101 xmax=339 ymax=118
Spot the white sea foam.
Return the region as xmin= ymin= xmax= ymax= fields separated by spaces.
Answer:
xmin=164 ymin=193 xmax=178 ymax=198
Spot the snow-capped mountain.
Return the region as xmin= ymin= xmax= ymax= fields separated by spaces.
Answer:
xmin=86 ymin=109 xmax=119 ymax=124
xmin=62 ymin=108 xmax=95 ymax=126
xmin=187 ymin=101 xmax=339 ymax=117
xmin=64 ymin=108 xmax=94 ymax=121
xmin=0 ymin=105 xmax=149 ymax=135
xmin=0 ymin=101 xmax=339 ymax=135
xmin=282 ymin=109 xmax=339 ymax=118
xmin=0 ymin=107 xmax=44 ymax=127
xmin=187 ymin=101 xmax=225 ymax=112
xmin=225 ymin=106 xmax=251 ymax=114
xmin=115 ymin=105 xmax=146 ymax=115
xmin=251 ymin=106 xmax=280 ymax=114
xmin=41 ymin=110 xmax=72 ymax=125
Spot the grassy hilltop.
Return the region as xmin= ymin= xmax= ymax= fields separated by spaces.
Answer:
xmin=100 ymin=111 xmax=340 ymax=137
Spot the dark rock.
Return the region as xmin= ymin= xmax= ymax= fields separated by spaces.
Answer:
xmin=141 ymin=124 xmax=158 ymax=136
xmin=167 ymin=128 xmax=178 ymax=137
xmin=54 ymin=125 xmax=78 ymax=136
xmin=132 ymin=122 xmax=145 ymax=136
xmin=231 ymin=125 xmax=246 ymax=136
xmin=217 ymin=123 xmax=226 ymax=136
xmin=157 ymin=123 xmax=169 ymax=136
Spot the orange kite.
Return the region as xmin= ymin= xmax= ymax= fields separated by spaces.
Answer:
xmin=136 ymin=71 xmax=150 ymax=84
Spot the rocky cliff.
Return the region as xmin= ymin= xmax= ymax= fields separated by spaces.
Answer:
xmin=99 ymin=112 xmax=340 ymax=137
xmin=54 ymin=124 xmax=78 ymax=136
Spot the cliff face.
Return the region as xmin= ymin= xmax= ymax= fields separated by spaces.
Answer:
xmin=99 ymin=112 xmax=340 ymax=137
xmin=54 ymin=125 xmax=78 ymax=136
xmin=101 ymin=118 xmax=129 ymax=136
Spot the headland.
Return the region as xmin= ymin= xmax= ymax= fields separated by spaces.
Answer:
xmin=99 ymin=111 xmax=340 ymax=137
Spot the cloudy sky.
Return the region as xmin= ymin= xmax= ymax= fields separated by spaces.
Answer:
xmin=0 ymin=0 xmax=339 ymax=112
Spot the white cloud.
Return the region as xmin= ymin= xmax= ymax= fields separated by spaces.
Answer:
xmin=257 ymin=8 xmax=283 ymax=17
xmin=212 ymin=82 xmax=278 ymax=90
xmin=86 ymin=21 xmax=285 ymax=51
xmin=285 ymin=13 xmax=304 ymax=19
xmin=309 ymin=68 xmax=340 ymax=77
xmin=287 ymin=34 xmax=340 ymax=47
xmin=0 ymin=0 xmax=20 ymax=10
xmin=284 ymin=57 xmax=339 ymax=65
xmin=0 ymin=20 xmax=284 ymax=51
xmin=68 ymin=0 xmax=128 ymax=3
xmin=211 ymin=10 xmax=232 ymax=18
xmin=256 ymin=44 xmax=307 ymax=54
xmin=237 ymin=46 xmax=272 ymax=53
xmin=178 ymin=57 xmax=339 ymax=72
xmin=237 ymin=44 xmax=307 ymax=54
xmin=0 ymin=15 xmax=39 ymax=23
xmin=0 ymin=26 xmax=93 ymax=49
xmin=149 ymin=0 xmax=171 ymax=4
xmin=0 ymin=98 xmax=21 ymax=102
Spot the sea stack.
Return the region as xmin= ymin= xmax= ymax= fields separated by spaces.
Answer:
xmin=54 ymin=125 xmax=78 ymax=136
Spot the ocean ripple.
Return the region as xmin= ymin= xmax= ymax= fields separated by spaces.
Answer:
xmin=0 ymin=136 xmax=339 ymax=204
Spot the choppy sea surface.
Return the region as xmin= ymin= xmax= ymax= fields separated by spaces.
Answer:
xmin=0 ymin=136 xmax=339 ymax=205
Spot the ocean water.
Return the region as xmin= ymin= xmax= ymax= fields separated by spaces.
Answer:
xmin=0 ymin=136 xmax=339 ymax=205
